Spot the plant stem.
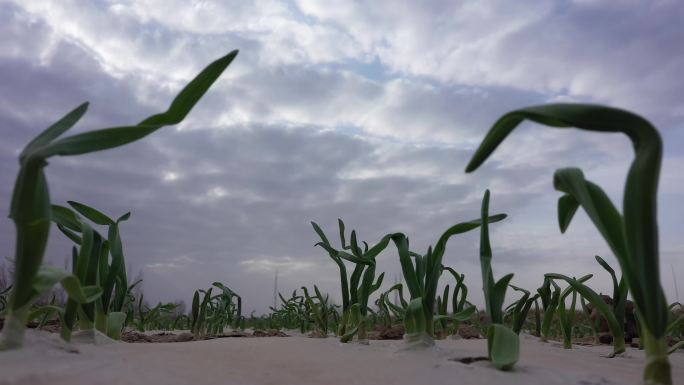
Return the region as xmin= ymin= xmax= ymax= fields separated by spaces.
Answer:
xmin=563 ymin=338 xmax=572 ymax=349
xmin=0 ymin=307 xmax=29 ymax=350
xmin=642 ymin=327 xmax=671 ymax=385
xmin=425 ymin=311 xmax=434 ymax=337
xmin=95 ymin=310 xmax=107 ymax=334
xmin=357 ymin=316 xmax=368 ymax=343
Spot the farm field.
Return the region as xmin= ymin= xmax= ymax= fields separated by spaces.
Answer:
xmin=1 ymin=2 xmax=683 ymax=385
xmin=3 ymin=330 xmax=683 ymax=385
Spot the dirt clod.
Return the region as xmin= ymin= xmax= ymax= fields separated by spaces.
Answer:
xmin=253 ymin=329 xmax=288 ymax=337
xmin=457 ymin=324 xmax=482 ymax=339
xmin=369 ymin=324 xmax=405 ymax=340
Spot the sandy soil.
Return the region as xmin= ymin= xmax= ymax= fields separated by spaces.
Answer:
xmin=1 ymin=330 xmax=683 ymax=385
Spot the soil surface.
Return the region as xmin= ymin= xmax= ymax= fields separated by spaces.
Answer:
xmin=1 ymin=330 xmax=683 ymax=385
xmin=120 ymin=329 xmax=289 ymax=343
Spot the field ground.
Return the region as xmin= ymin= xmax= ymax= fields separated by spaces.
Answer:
xmin=1 ymin=330 xmax=683 ymax=385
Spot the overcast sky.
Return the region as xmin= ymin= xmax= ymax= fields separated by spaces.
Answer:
xmin=1 ymin=0 xmax=682 ymax=314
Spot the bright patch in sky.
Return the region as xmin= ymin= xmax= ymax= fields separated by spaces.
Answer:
xmin=0 ymin=0 xmax=682 ymax=313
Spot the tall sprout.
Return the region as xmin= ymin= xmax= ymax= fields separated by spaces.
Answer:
xmin=477 ymin=190 xmax=519 ymax=370
xmin=443 ymin=266 xmax=470 ymax=314
xmin=389 ymin=212 xmax=503 ymax=348
xmin=595 ymin=255 xmax=629 ymax=338
xmin=50 ymin=201 xmax=131 ymax=340
xmin=547 ymin=273 xmax=626 ymax=356
xmin=301 ymin=285 xmax=333 ymax=337
xmin=377 ymin=283 xmax=409 ymax=326
xmin=0 ymin=50 xmax=237 ymax=350
xmin=212 ymin=282 xmax=242 ymax=329
xmin=466 ymin=103 xmax=671 ymax=384
xmin=312 ymin=220 xmax=389 ymax=342
xmin=546 ymin=274 xmax=592 ymax=349
xmin=435 ymin=272 xmax=474 ymax=337
xmin=506 ymin=285 xmax=538 ymax=335
xmin=538 ymin=277 xmax=561 ymax=342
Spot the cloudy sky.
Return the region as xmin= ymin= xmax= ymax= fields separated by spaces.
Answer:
xmin=1 ymin=0 xmax=682 ymax=314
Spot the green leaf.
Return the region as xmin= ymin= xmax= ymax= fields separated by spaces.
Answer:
xmin=57 ymin=224 xmax=82 ymax=245
xmin=35 ymin=51 xmax=238 ymax=158
xmin=311 ymin=222 xmax=350 ymax=311
xmin=404 ymin=298 xmax=427 ymax=334
xmin=102 ymin=223 xmax=125 ymax=312
xmin=20 ymin=102 xmax=89 ymax=162
xmin=362 ymin=234 xmax=392 ymax=260
xmin=310 ymin=221 xmax=331 ymax=246
xmin=106 ymin=311 xmax=127 ymax=340
xmin=141 ymin=50 xmax=239 ymax=126
xmin=8 ymin=164 xmax=51 ymax=310
xmin=487 ymin=324 xmax=519 ymax=370
xmin=490 ymin=273 xmax=514 ymax=323
xmin=391 ymin=234 xmax=423 ymax=300
xmin=28 ymin=304 xmax=63 ymax=321
xmin=338 ymin=219 xmax=347 ymax=249
xmin=557 ymin=194 xmax=579 ymax=233
xmin=436 ymin=305 xmax=476 ymax=322
xmin=315 ymin=243 xmax=372 ymax=265
xmin=595 ymin=255 xmax=621 ymax=311
xmin=33 ymin=266 xmax=102 ymax=304
xmin=553 ymin=169 xmax=628 ymax=267
xmin=666 ymin=314 xmax=684 ymax=335
xmin=50 ymin=205 xmax=83 ymax=232
xmin=350 ymin=230 xmax=362 ymax=256
xmin=68 ymin=201 xmax=114 ymax=225
xmin=668 ymin=341 xmax=684 ymax=355
xmin=116 ymin=212 xmax=131 ymax=223
xmin=370 ymin=272 xmax=385 ymax=294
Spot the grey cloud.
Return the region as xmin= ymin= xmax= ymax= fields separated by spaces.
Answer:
xmin=0 ymin=1 xmax=682 ymax=313
xmin=296 ymin=0 xmax=684 ymax=127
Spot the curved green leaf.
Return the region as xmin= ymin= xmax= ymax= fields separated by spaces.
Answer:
xmin=50 ymin=205 xmax=82 ymax=232
xmin=67 ymin=201 xmax=114 ymax=226
xmin=487 ymin=324 xmax=519 ymax=370
xmin=20 ymin=102 xmax=89 ymax=162
xmin=35 ymin=51 xmax=238 ymax=158
xmin=465 ymin=103 xmax=666 ymax=339
xmin=33 ymin=266 xmax=102 ymax=304
xmin=106 ymin=311 xmax=127 ymax=340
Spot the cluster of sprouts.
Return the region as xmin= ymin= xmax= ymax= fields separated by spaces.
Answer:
xmin=0 ymin=50 xmax=681 ymax=385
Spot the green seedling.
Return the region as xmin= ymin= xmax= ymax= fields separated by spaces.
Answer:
xmin=549 ymin=275 xmax=592 ymax=349
xmin=537 ymin=277 xmax=561 ymax=342
xmin=0 ymin=50 xmax=238 ymax=350
xmin=546 ymin=273 xmax=626 ymax=356
xmin=477 ymin=189 xmax=518 ymax=370
xmin=506 ymin=285 xmax=539 ymax=335
xmin=301 ymin=285 xmax=333 ymax=337
xmin=50 ymin=202 xmax=131 ymax=340
xmin=389 ymin=207 xmax=504 ymax=348
xmin=466 ymin=104 xmax=672 ymax=384
xmin=377 ymin=283 xmax=409 ymax=327
xmin=312 ymin=219 xmax=388 ymax=342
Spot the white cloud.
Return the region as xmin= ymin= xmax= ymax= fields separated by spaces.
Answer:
xmin=296 ymin=0 xmax=684 ymax=123
xmin=240 ymin=256 xmax=317 ymax=275
xmin=1 ymin=0 xmax=681 ymax=313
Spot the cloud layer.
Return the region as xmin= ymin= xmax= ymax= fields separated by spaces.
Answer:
xmin=1 ymin=1 xmax=682 ymax=312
